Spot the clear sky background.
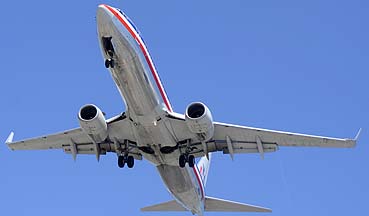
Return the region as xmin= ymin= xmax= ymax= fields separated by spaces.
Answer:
xmin=0 ymin=0 xmax=368 ymax=215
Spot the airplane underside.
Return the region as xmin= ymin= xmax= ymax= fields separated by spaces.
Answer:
xmin=96 ymin=5 xmax=206 ymax=214
xmin=5 ymin=4 xmax=357 ymax=216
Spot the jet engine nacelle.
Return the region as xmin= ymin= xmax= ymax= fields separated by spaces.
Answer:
xmin=185 ymin=102 xmax=214 ymax=141
xmin=78 ymin=104 xmax=108 ymax=143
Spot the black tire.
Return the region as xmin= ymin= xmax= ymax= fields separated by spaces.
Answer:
xmin=188 ymin=155 xmax=195 ymax=168
xmin=110 ymin=59 xmax=114 ymax=68
xmin=104 ymin=59 xmax=114 ymax=68
xmin=127 ymin=155 xmax=134 ymax=168
xmin=118 ymin=155 xmax=125 ymax=168
xmin=179 ymin=154 xmax=186 ymax=168
xmin=105 ymin=59 xmax=110 ymax=68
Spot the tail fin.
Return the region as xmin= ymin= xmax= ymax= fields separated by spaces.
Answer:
xmin=205 ymin=196 xmax=271 ymax=212
xmin=197 ymin=153 xmax=212 ymax=186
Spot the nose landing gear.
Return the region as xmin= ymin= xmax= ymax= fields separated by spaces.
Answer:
xmin=105 ymin=58 xmax=114 ymax=68
xmin=102 ymin=36 xmax=115 ymax=68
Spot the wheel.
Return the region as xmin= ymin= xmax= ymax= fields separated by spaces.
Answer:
xmin=127 ymin=155 xmax=134 ymax=168
xmin=118 ymin=155 xmax=125 ymax=168
xmin=188 ymin=155 xmax=195 ymax=168
xmin=104 ymin=59 xmax=114 ymax=68
xmin=105 ymin=59 xmax=110 ymax=68
xmin=179 ymin=154 xmax=186 ymax=168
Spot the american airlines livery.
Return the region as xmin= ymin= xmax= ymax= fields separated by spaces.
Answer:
xmin=5 ymin=4 xmax=360 ymax=215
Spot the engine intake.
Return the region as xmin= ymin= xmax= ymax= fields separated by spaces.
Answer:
xmin=187 ymin=103 xmax=206 ymax=118
xmin=185 ymin=102 xmax=214 ymax=141
xmin=78 ymin=104 xmax=108 ymax=143
xmin=80 ymin=105 xmax=98 ymax=120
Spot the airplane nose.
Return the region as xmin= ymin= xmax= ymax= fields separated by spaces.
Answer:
xmin=96 ymin=4 xmax=115 ymax=36
xmin=97 ymin=4 xmax=112 ymax=20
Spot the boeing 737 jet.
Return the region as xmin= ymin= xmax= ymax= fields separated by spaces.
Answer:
xmin=5 ymin=4 xmax=359 ymax=215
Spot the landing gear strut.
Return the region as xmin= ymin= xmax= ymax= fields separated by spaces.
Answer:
xmin=117 ymin=155 xmax=134 ymax=169
xmin=179 ymin=154 xmax=195 ymax=168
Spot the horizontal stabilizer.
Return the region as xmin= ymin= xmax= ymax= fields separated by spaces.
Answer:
xmin=205 ymin=196 xmax=271 ymax=212
xmin=141 ymin=200 xmax=186 ymax=212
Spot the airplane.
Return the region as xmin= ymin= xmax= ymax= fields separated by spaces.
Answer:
xmin=5 ymin=4 xmax=360 ymax=215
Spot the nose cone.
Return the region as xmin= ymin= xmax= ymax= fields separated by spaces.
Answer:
xmin=97 ymin=4 xmax=110 ymax=15
xmin=96 ymin=4 xmax=115 ymax=35
xmin=97 ymin=4 xmax=112 ymax=24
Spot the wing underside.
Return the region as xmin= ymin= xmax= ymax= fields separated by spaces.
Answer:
xmin=5 ymin=111 xmax=358 ymax=160
xmin=6 ymin=113 xmax=142 ymax=160
xmin=166 ymin=113 xmax=357 ymax=158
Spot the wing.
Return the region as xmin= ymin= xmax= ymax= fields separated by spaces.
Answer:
xmin=210 ymin=122 xmax=357 ymax=158
xmin=167 ymin=113 xmax=358 ymax=158
xmin=6 ymin=113 xmax=141 ymax=161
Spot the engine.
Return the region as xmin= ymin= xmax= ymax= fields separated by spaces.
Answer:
xmin=185 ymin=102 xmax=214 ymax=141
xmin=78 ymin=104 xmax=108 ymax=143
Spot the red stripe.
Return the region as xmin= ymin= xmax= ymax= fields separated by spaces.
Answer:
xmin=193 ymin=166 xmax=205 ymax=200
xmin=102 ymin=5 xmax=173 ymax=112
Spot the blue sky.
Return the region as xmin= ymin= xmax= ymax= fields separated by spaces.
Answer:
xmin=0 ymin=0 xmax=368 ymax=215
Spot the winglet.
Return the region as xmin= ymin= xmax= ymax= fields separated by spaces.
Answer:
xmin=354 ymin=128 xmax=362 ymax=141
xmin=5 ymin=132 xmax=14 ymax=145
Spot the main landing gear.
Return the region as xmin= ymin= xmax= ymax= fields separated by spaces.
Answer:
xmin=118 ymin=155 xmax=134 ymax=169
xmin=178 ymin=139 xmax=195 ymax=168
xmin=179 ymin=154 xmax=195 ymax=168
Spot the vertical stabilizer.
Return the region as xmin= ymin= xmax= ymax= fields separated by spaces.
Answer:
xmin=197 ymin=153 xmax=212 ymax=187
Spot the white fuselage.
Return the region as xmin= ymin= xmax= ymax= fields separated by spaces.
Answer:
xmin=97 ymin=5 xmax=205 ymax=215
